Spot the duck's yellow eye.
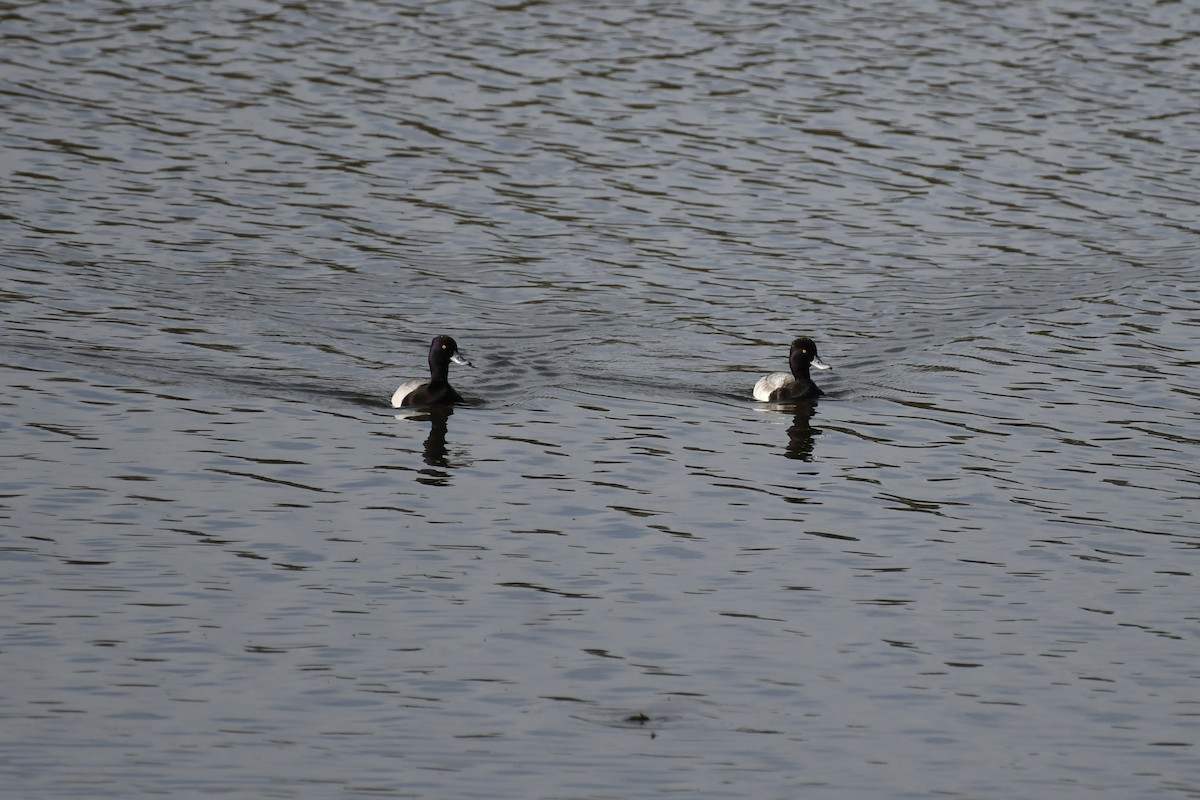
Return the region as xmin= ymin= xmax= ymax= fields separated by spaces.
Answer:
xmin=441 ymin=344 xmax=448 ymax=350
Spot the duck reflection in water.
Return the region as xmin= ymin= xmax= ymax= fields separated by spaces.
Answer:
xmin=783 ymin=403 xmax=821 ymax=461
xmin=394 ymin=405 xmax=469 ymax=472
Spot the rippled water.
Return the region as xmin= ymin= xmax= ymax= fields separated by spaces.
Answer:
xmin=2 ymin=0 xmax=1199 ymax=798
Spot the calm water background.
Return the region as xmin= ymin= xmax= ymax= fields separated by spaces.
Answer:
xmin=2 ymin=0 xmax=1199 ymax=797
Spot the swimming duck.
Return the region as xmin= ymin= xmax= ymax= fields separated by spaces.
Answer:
xmin=391 ymin=335 xmax=472 ymax=407
xmin=753 ymin=337 xmax=831 ymax=402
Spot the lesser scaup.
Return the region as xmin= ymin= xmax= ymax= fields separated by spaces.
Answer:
xmin=391 ymin=335 xmax=472 ymax=408
xmin=753 ymin=337 xmax=831 ymax=402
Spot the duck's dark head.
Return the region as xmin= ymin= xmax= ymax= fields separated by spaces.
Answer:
xmin=429 ymin=335 xmax=471 ymax=369
xmin=789 ymin=337 xmax=830 ymax=376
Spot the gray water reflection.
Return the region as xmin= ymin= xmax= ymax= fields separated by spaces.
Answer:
xmin=2 ymin=0 xmax=1200 ymax=798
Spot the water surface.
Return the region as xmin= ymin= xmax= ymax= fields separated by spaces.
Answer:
xmin=2 ymin=1 xmax=1199 ymax=798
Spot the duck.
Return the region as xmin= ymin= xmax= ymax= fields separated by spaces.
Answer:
xmin=753 ymin=337 xmax=831 ymax=402
xmin=391 ymin=335 xmax=472 ymax=408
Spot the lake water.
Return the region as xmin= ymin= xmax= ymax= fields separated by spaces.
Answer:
xmin=2 ymin=1 xmax=1198 ymax=798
